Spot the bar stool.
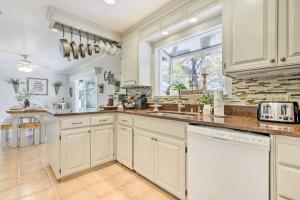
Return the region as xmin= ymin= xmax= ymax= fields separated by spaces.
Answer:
xmin=19 ymin=122 xmax=41 ymax=147
xmin=1 ymin=119 xmax=13 ymax=148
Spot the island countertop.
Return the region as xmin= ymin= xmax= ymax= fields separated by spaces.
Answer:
xmin=46 ymin=109 xmax=300 ymax=138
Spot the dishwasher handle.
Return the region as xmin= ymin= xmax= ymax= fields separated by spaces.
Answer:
xmin=212 ymin=131 xmax=231 ymax=141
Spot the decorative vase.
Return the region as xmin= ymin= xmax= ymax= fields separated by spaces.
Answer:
xmin=24 ymin=99 xmax=30 ymax=108
xmin=54 ymin=86 xmax=60 ymax=95
xmin=203 ymin=104 xmax=213 ymax=115
xmin=115 ymin=86 xmax=120 ymax=93
xmin=13 ymin=84 xmax=19 ymax=93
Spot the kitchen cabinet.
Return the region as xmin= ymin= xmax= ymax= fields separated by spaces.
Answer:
xmin=91 ymin=125 xmax=114 ymax=167
xmin=155 ymin=135 xmax=185 ymax=199
xmin=134 ymin=129 xmax=156 ymax=181
xmin=275 ymin=136 xmax=300 ymax=200
xmin=121 ymin=31 xmax=139 ymax=85
xmin=61 ymin=128 xmax=90 ymax=177
xmin=134 ymin=116 xmax=187 ymax=200
xmin=117 ymin=125 xmax=133 ymax=169
xmin=223 ymin=0 xmax=277 ymax=73
xmin=278 ymin=0 xmax=300 ymax=67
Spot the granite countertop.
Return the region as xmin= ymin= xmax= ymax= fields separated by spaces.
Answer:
xmin=47 ymin=109 xmax=300 ymax=138
xmin=7 ymin=108 xmax=46 ymax=113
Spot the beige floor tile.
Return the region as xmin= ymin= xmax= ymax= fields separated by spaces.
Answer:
xmin=89 ymin=180 xmax=117 ymax=198
xmin=80 ymin=171 xmax=107 ymax=185
xmin=98 ymin=190 xmax=133 ymax=200
xmin=20 ymin=188 xmax=56 ymax=200
xmin=100 ymin=164 xmax=125 ymax=177
xmin=20 ymin=178 xmax=52 ymax=197
xmin=112 ymin=169 xmax=138 ymax=186
xmin=55 ymin=178 xmax=85 ymax=199
xmin=0 ymin=178 xmax=18 ymax=192
xmin=61 ymin=189 xmax=94 ymax=200
xmin=20 ymin=169 xmax=49 ymax=184
xmin=0 ymin=187 xmax=18 ymax=200
xmin=123 ymin=178 xmax=154 ymax=199
xmin=138 ymin=189 xmax=177 ymax=200
xmin=0 ymin=169 xmax=18 ymax=181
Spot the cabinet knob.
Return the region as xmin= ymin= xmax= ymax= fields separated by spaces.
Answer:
xmin=269 ymin=58 xmax=275 ymax=63
xmin=280 ymin=57 xmax=286 ymax=62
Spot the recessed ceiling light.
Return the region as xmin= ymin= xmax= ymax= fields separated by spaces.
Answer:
xmin=0 ymin=11 xmax=3 ymax=15
xmin=104 ymin=0 xmax=116 ymax=5
xmin=161 ymin=31 xmax=169 ymax=35
xmin=189 ymin=18 xmax=198 ymax=23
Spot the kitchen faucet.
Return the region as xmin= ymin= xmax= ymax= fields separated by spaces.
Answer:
xmin=166 ymin=83 xmax=185 ymax=112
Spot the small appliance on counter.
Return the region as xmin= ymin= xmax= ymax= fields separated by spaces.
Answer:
xmin=135 ymin=94 xmax=147 ymax=110
xmin=257 ymin=101 xmax=299 ymax=123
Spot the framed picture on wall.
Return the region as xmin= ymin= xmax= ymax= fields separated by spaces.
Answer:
xmin=27 ymin=78 xmax=48 ymax=95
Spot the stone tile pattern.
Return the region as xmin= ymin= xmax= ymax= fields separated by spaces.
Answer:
xmin=229 ymin=74 xmax=300 ymax=105
xmin=0 ymin=144 xmax=177 ymax=200
xmin=126 ymin=87 xmax=152 ymax=97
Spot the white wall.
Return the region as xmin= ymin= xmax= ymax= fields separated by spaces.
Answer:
xmin=69 ymin=55 xmax=121 ymax=108
xmin=0 ymin=68 xmax=69 ymax=122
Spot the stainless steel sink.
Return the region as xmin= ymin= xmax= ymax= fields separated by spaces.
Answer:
xmin=147 ymin=111 xmax=198 ymax=118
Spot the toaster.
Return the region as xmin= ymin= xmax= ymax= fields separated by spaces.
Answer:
xmin=257 ymin=101 xmax=299 ymax=123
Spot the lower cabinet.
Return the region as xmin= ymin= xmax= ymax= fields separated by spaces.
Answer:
xmin=117 ymin=125 xmax=133 ymax=169
xmin=134 ymin=128 xmax=186 ymax=199
xmin=276 ymin=136 xmax=300 ymax=200
xmin=91 ymin=125 xmax=114 ymax=167
xmin=61 ymin=128 xmax=91 ymax=177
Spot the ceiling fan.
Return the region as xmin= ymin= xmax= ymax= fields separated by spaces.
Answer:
xmin=17 ymin=55 xmax=38 ymax=72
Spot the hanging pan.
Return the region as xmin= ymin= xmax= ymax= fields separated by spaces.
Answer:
xmin=59 ymin=24 xmax=71 ymax=58
xmin=78 ymin=30 xmax=86 ymax=58
xmin=86 ymin=32 xmax=93 ymax=56
xmin=93 ymin=35 xmax=100 ymax=54
xmin=70 ymin=28 xmax=78 ymax=59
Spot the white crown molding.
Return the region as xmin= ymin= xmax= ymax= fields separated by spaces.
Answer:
xmin=121 ymin=0 xmax=192 ymax=36
xmin=47 ymin=6 xmax=121 ymax=42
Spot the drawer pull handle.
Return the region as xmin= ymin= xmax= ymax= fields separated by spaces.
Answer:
xmin=98 ymin=119 xmax=108 ymax=122
xmin=72 ymin=122 xmax=82 ymax=125
xmin=121 ymin=127 xmax=127 ymax=131
xmin=122 ymin=120 xmax=128 ymax=122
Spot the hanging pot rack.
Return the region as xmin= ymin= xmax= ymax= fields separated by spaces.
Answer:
xmin=53 ymin=22 xmax=121 ymax=48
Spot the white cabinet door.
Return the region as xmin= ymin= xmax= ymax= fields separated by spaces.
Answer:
xmin=278 ymin=0 xmax=300 ymax=67
xmin=121 ymin=32 xmax=138 ymax=85
xmin=223 ymin=0 xmax=277 ymax=73
xmin=61 ymin=128 xmax=90 ymax=177
xmin=134 ymin=129 xmax=155 ymax=181
xmin=91 ymin=125 xmax=114 ymax=167
xmin=155 ymin=135 xmax=185 ymax=199
xmin=117 ymin=126 xmax=133 ymax=169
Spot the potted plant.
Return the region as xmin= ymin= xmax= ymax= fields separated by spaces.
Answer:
xmin=52 ymin=81 xmax=64 ymax=95
xmin=7 ymin=78 xmax=24 ymax=93
xmin=16 ymin=89 xmax=33 ymax=108
xmin=199 ymin=92 xmax=214 ymax=115
xmin=114 ymin=79 xmax=121 ymax=93
xmin=98 ymin=83 xmax=104 ymax=93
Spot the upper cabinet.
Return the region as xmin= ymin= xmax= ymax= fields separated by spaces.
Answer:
xmin=278 ymin=0 xmax=300 ymax=67
xmin=223 ymin=0 xmax=277 ymax=73
xmin=223 ymin=0 xmax=300 ymax=76
xmin=121 ymin=31 xmax=139 ymax=85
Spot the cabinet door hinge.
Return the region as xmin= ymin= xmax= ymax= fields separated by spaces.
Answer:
xmin=185 ymin=146 xmax=187 ymax=153
xmin=185 ymin=189 xmax=188 ymax=196
xmin=59 ymin=135 xmax=61 ymax=141
xmin=59 ymin=169 xmax=61 ymax=174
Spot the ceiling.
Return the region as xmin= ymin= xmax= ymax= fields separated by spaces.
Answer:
xmin=0 ymin=0 xmax=172 ymax=73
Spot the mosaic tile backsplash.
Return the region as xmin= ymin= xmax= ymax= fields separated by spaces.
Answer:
xmin=229 ymin=74 xmax=300 ymax=105
xmin=127 ymin=74 xmax=300 ymax=106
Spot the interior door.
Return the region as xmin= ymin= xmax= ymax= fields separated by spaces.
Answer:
xmin=117 ymin=126 xmax=133 ymax=169
xmin=61 ymin=128 xmax=90 ymax=176
xmin=91 ymin=125 xmax=114 ymax=167
xmin=134 ymin=129 xmax=155 ymax=181
xmin=223 ymin=0 xmax=277 ymax=73
xmin=155 ymin=135 xmax=185 ymax=199
xmin=278 ymin=0 xmax=300 ymax=67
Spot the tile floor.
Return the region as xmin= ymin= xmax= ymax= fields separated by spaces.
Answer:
xmin=0 ymin=144 xmax=177 ymax=200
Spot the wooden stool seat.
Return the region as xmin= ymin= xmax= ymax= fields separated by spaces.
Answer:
xmin=19 ymin=122 xmax=41 ymax=147
xmin=1 ymin=124 xmax=12 ymax=130
xmin=19 ymin=122 xmax=41 ymax=129
xmin=1 ymin=118 xmax=13 ymax=148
